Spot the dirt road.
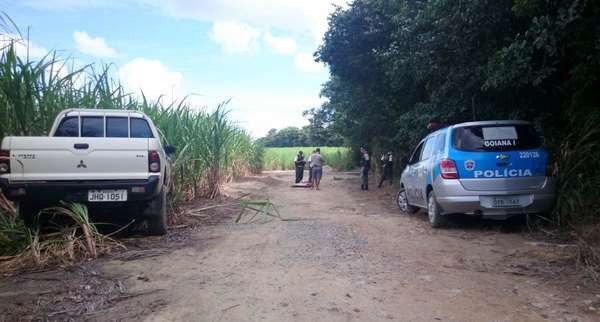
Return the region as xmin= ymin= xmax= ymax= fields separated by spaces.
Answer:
xmin=2 ymin=169 xmax=599 ymax=321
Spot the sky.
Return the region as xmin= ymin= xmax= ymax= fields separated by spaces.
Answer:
xmin=0 ymin=0 xmax=347 ymax=137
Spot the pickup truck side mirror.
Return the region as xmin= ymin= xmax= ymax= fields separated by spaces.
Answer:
xmin=165 ymin=145 xmax=176 ymax=156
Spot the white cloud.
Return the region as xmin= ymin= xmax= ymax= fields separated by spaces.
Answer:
xmin=294 ymin=52 xmax=325 ymax=73
xmin=145 ymin=0 xmax=348 ymax=43
xmin=24 ymin=1 xmax=348 ymax=44
xmin=227 ymin=92 xmax=325 ymax=137
xmin=210 ymin=21 xmax=261 ymax=54
xmin=177 ymin=89 xmax=324 ymax=137
xmin=0 ymin=33 xmax=48 ymax=60
xmin=264 ymin=33 xmax=298 ymax=55
xmin=73 ymin=31 xmax=117 ymax=58
xmin=118 ymin=58 xmax=184 ymax=101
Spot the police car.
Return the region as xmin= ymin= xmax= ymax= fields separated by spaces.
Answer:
xmin=396 ymin=120 xmax=556 ymax=228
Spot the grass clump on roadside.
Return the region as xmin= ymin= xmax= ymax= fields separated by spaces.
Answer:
xmin=0 ymin=202 xmax=123 ymax=274
xmin=263 ymin=147 xmax=353 ymax=171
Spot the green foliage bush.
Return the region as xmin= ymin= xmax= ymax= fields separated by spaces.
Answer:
xmin=315 ymin=0 xmax=600 ymax=228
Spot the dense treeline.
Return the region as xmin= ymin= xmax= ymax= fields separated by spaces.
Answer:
xmin=256 ymin=123 xmax=343 ymax=147
xmin=315 ymin=0 xmax=600 ymax=228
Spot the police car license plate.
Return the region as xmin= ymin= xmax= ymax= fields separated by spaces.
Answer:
xmin=480 ymin=195 xmax=532 ymax=208
xmin=88 ymin=189 xmax=127 ymax=202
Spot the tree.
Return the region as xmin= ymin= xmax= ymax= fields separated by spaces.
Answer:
xmin=315 ymin=0 xmax=600 ymax=227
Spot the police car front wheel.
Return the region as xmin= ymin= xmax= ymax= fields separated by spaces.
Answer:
xmin=397 ymin=188 xmax=418 ymax=214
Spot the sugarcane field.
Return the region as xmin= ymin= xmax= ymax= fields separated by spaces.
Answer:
xmin=1 ymin=2 xmax=600 ymax=322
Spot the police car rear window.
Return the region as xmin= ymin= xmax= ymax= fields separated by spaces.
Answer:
xmin=452 ymin=124 xmax=541 ymax=151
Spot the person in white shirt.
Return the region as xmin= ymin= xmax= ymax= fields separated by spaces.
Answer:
xmin=307 ymin=150 xmax=315 ymax=184
xmin=309 ymin=148 xmax=325 ymax=190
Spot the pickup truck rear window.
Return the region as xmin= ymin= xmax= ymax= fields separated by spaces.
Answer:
xmin=452 ymin=124 xmax=541 ymax=151
xmin=81 ymin=117 xmax=104 ymax=137
xmin=55 ymin=116 xmax=79 ymax=137
xmin=130 ymin=118 xmax=153 ymax=138
xmin=106 ymin=117 xmax=128 ymax=137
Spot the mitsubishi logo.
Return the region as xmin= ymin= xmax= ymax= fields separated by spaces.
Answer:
xmin=77 ymin=160 xmax=87 ymax=168
xmin=496 ymin=154 xmax=510 ymax=161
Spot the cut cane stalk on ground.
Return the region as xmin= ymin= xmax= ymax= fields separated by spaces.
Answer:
xmin=235 ymin=200 xmax=306 ymax=224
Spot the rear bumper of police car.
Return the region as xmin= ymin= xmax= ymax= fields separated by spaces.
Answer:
xmin=433 ymin=177 xmax=556 ymax=220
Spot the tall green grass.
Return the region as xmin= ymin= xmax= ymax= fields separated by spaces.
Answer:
xmin=0 ymin=24 xmax=263 ymax=261
xmin=0 ymin=41 xmax=262 ymax=202
xmin=263 ymin=147 xmax=353 ymax=171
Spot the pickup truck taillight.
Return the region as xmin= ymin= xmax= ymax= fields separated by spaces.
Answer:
xmin=148 ymin=150 xmax=160 ymax=173
xmin=440 ymin=159 xmax=458 ymax=179
xmin=0 ymin=150 xmax=10 ymax=174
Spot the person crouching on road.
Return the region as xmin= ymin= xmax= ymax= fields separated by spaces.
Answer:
xmin=378 ymin=151 xmax=394 ymax=188
xmin=310 ymin=148 xmax=325 ymax=190
xmin=294 ymin=151 xmax=306 ymax=184
xmin=360 ymin=147 xmax=371 ymax=191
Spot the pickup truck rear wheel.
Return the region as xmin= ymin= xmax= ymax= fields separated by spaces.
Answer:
xmin=146 ymin=189 xmax=168 ymax=235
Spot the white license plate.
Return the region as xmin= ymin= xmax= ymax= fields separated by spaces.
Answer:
xmin=88 ymin=189 xmax=128 ymax=202
xmin=480 ymin=195 xmax=532 ymax=208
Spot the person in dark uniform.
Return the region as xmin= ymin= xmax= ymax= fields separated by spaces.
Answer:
xmin=378 ymin=151 xmax=394 ymax=188
xmin=360 ymin=147 xmax=371 ymax=191
xmin=294 ymin=151 xmax=306 ymax=184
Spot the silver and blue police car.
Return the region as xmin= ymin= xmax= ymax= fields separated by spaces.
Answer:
xmin=397 ymin=120 xmax=556 ymax=228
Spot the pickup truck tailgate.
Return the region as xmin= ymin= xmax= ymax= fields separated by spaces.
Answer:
xmin=7 ymin=137 xmax=151 ymax=181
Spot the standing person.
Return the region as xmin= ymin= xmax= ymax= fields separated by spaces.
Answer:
xmin=378 ymin=151 xmax=394 ymax=188
xmin=427 ymin=118 xmax=446 ymax=132
xmin=310 ymin=148 xmax=325 ymax=190
xmin=294 ymin=151 xmax=306 ymax=184
xmin=360 ymin=147 xmax=371 ymax=191
xmin=307 ymin=150 xmax=315 ymax=185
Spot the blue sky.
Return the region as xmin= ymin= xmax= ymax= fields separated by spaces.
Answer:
xmin=1 ymin=0 xmax=346 ymax=137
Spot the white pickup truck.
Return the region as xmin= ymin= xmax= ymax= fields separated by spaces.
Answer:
xmin=0 ymin=109 xmax=175 ymax=235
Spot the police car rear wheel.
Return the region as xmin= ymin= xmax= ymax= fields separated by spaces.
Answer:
xmin=397 ymin=188 xmax=418 ymax=214
xmin=427 ymin=192 xmax=445 ymax=228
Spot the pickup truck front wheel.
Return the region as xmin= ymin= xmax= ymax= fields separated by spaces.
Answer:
xmin=145 ymin=189 xmax=168 ymax=236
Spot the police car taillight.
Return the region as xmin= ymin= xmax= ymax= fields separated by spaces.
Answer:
xmin=440 ymin=159 xmax=458 ymax=179
xmin=0 ymin=150 xmax=10 ymax=174
xmin=148 ymin=150 xmax=160 ymax=173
